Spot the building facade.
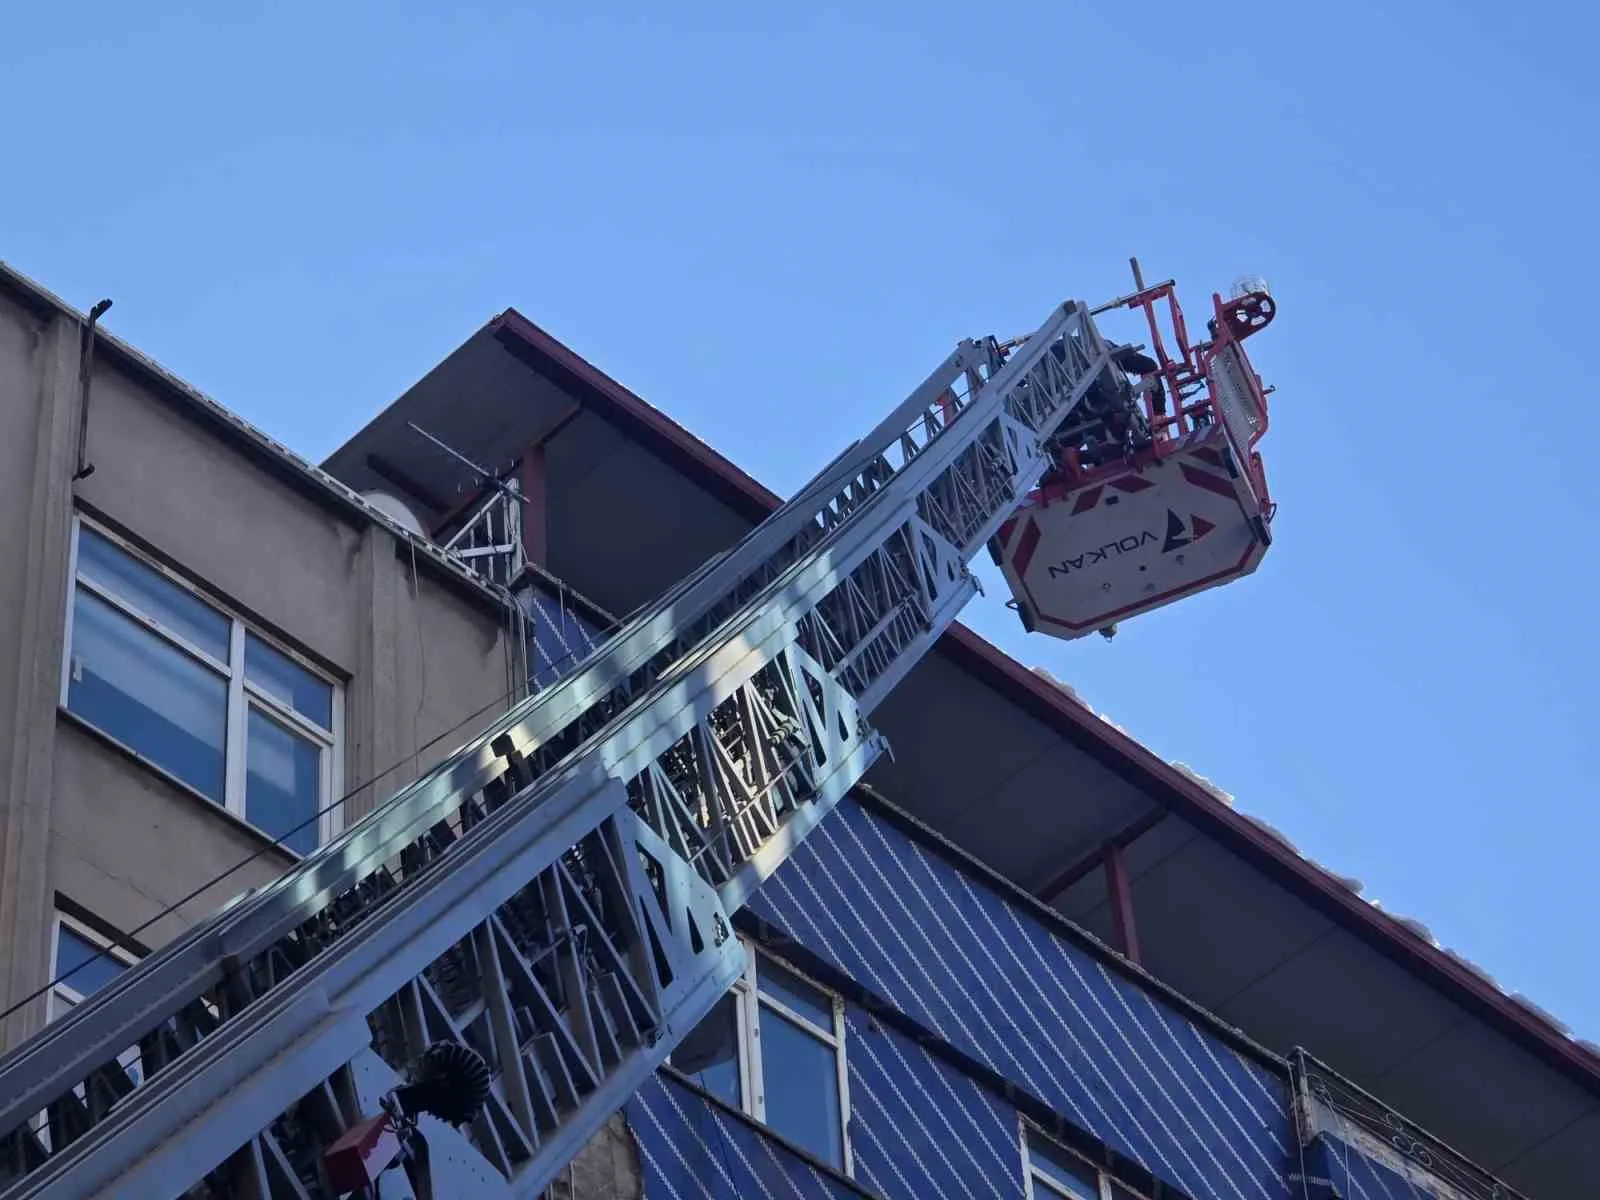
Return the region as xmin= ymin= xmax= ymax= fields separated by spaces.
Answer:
xmin=0 ymin=264 xmax=524 ymax=1059
xmin=0 ymin=261 xmax=1594 ymax=1197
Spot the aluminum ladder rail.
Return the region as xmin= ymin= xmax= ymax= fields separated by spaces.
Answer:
xmin=0 ymin=335 xmax=992 ymax=1191
xmin=0 ymin=333 xmax=989 ymax=1175
xmin=0 ymin=298 xmax=1112 ymax=1199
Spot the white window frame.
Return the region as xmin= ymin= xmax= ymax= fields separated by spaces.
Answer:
xmin=1020 ymin=1121 xmax=1150 ymax=1200
xmin=745 ymin=946 xmax=853 ymax=1176
xmin=60 ymin=514 xmax=345 ymax=852
xmin=47 ymin=910 xmax=140 ymax=1022
xmin=671 ymin=940 xmax=853 ymax=1175
xmin=32 ymin=911 xmax=145 ymax=1150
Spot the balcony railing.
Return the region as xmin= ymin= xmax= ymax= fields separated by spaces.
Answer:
xmin=440 ymin=480 xmax=524 ymax=589
xmin=1290 ymin=1049 xmax=1525 ymax=1200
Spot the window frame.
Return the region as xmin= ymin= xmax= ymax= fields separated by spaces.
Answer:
xmin=59 ymin=515 xmax=345 ymax=852
xmin=671 ymin=940 xmax=853 ymax=1176
xmin=674 ymin=967 xmax=756 ymax=1113
xmin=34 ymin=910 xmax=145 ymax=1149
xmin=47 ymin=910 xmax=140 ymax=1022
xmin=747 ymin=947 xmax=852 ymax=1175
xmin=1020 ymin=1121 xmax=1150 ymax=1200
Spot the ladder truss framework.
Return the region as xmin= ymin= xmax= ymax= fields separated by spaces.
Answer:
xmin=0 ymin=300 xmax=1113 ymax=1199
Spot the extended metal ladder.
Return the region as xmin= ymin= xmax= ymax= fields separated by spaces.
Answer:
xmin=0 ymin=299 xmax=1114 ymax=1198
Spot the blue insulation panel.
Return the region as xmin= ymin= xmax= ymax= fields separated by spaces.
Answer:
xmin=522 ymin=587 xmax=605 ymax=688
xmin=634 ymin=1015 xmax=1031 ymax=1199
xmin=840 ymin=1006 xmax=1027 ymax=1198
xmin=1300 ymin=1133 xmax=1437 ymax=1200
xmin=745 ymin=797 xmax=1295 ymax=1200
xmin=629 ymin=1006 xmax=1439 ymax=1200
xmin=628 ymin=1074 xmax=863 ymax=1199
xmin=520 ymin=580 xmax=1465 ymax=1200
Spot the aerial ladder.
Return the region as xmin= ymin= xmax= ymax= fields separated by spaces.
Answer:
xmin=0 ymin=271 xmax=1278 ymax=1199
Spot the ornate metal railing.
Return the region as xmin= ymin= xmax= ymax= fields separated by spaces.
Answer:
xmin=1289 ymin=1049 xmax=1525 ymax=1200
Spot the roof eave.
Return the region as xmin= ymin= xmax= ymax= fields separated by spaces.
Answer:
xmin=487 ymin=304 xmax=1600 ymax=1099
xmin=0 ymin=260 xmax=508 ymax=616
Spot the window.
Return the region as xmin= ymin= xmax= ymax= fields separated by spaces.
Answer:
xmin=1022 ymin=1125 xmax=1148 ymax=1200
xmin=673 ymin=945 xmax=851 ymax=1174
xmin=30 ymin=913 xmax=145 ymax=1149
xmin=674 ymin=987 xmax=748 ymax=1110
xmin=61 ymin=519 xmax=343 ymax=854
xmin=48 ymin=911 xmax=138 ymax=1022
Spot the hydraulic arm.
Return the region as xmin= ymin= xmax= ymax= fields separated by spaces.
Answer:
xmin=0 ymin=298 xmax=1117 ymax=1198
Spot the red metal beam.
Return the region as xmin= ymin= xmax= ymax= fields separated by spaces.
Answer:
xmin=417 ymin=400 xmax=579 ymax=554
xmin=519 ymin=447 xmax=547 ymax=568
xmin=1105 ymin=841 xmax=1141 ymax=965
xmin=1035 ymin=806 xmax=1166 ymax=904
xmin=517 ymin=401 xmax=579 ymax=569
xmin=491 ymin=311 xmax=778 ymax=524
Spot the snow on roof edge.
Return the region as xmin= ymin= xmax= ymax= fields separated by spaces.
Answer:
xmin=1027 ymin=664 xmax=1589 ymax=1055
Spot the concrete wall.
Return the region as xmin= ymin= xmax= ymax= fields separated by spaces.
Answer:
xmin=0 ymin=298 xmax=80 ymax=1046
xmin=0 ymin=286 xmax=516 ymax=1045
xmin=50 ymin=723 xmax=288 ymax=947
xmin=73 ymin=362 xmax=364 ymax=670
xmin=345 ymin=538 xmax=516 ymax=820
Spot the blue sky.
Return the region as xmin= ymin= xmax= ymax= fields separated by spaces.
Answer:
xmin=4 ymin=3 xmax=1595 ymax=1040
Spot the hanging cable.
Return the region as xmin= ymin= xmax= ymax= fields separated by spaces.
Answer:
xmin=3 ymin=588 xmax=623 ymax=1025
xmin=4 ymin=678 xmax=516 ymax=1024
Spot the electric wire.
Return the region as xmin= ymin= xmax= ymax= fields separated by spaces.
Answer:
xmin=0 ymin=609 xmax=621 ymax=1029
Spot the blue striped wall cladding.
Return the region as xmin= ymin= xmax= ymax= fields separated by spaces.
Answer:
xmin=527 ymin=578 xmax=1457 ymax=1200
xmin=628 ymin=1074 xmax=863 ymax=1199
xmin=746 ymin=797 xmax=1295 ymax=1200
xmin=626 ymin=959 xmax=1348 ymax=1200
xmin=522 ymin=587 xmax=605 ymax=688
xmin=841 ymin=1002 xmax=1028 ymax=1198
xmin=633 ymin=1010 xmax=1026 ymax=1199
xmin=1299 ymin=1132 xmax=1437 ymax=1200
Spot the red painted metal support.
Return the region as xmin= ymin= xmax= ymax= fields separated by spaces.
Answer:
xmin=520 ymin=446 xmax=547 ymax=568
xmin=1104 ymin=840 xmax=1141 ymax=965
xmin=518 ymin=401 xmax=580 ymax=569
xmin=1034 ymin=806 xmax=1166 ymax=904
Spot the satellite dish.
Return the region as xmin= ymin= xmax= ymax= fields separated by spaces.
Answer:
xmin=361 ymin=490 xmax=428 ymax=538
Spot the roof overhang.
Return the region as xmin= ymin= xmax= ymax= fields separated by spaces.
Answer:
xmin=323 ymin=306 xmax=1600 ymax=1197
xmin=486 ymin=305 xmax=1599 ymax=1087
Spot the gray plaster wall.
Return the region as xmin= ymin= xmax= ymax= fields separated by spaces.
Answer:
xmin=73 ymin=359 xmax=365 ymax=669
xmin=0 ymin=286 xmax=516 ymax=1046
xmin=0 ymin=304 xmax=50 ymax=828
xmin=51 ymin=723 xmax=290 ymax=948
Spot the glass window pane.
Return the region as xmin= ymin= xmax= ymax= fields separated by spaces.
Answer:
xmin=55 ymin=925 xmax=128 ymax=998
xmin=76 ymin=528 xmax=229 ymax=661
xmin=1108 ymin=1183 xmax=1143 ymax=1200
xmin=1030 ymin=1137 xmax=1100 ymax=1199
xmin=68 ymin=590 xmax=228 ymax=800
xmin=245 ymin=634 xmax=332 ymax=730
xmin=674 ymin=991 xmax=741 ymax=1109
xmin=246 ymin=707 xmax=322 ymax=855
xmin=760 ymin=1008 xmax=843 ymax=1170
xmin=757 ymin=958 xmax=833 ymax=1031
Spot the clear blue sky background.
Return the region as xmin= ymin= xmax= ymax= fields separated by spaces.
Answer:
xmin=4 ymin=4 xmax=1595 ymax=1040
